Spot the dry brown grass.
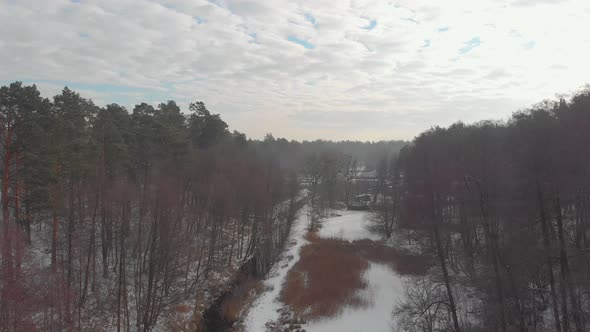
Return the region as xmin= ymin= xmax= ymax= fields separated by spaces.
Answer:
xmin=352 ymin=239 xmax=431 ymax=275
xmin=281 ymin=236 xmax=370 ymax=321
xmin=174 ymin=304 xmax=192 ymax=314
xmin=281 ymin=226 xmax=431 ymax=322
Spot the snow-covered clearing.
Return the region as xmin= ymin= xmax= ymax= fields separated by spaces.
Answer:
xmin=245 ymin=208 xmax=408 ymax=332
xmin=243 ymin=207 xmax=310 ymax=332
xmin=304 ymin=210 xmax=405 ymax=332
xmin=305 ymin=262 xmax=404 ymax=332
xmin=317 ymin=210 xmax=381 ymax=242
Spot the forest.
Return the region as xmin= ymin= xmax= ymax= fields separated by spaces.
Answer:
xmin=1 ymin=80 xmax=590 ymax=332
xmin=394 ymin=89 xmax=590 ymax=332
xmin=0 ymin=81 xmax=403 ymax=331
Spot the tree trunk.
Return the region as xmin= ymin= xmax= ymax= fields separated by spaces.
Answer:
xmin=2 ymin=128 xmax=12 ymax=270
xmin=555 ymin=195 xmax=583 ymax=332
xmin=537 ymin=183 xmax=562 ymax=332
xmin=52 ymin=212 xmax=59 ymax=271
xmin=434 ymin=223 xmax=461 ymax=332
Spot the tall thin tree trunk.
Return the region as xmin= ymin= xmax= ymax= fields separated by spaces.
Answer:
xmin=537 ymin=183 xmax=562 ymax=332
xmin=555 ymin=195 xmax=583 ymax=332
xmin=476 ymin=182 xmax=507 ymax=332
xmin=434 ymin=223 xmax=461 ymax=332
xmin=52 ymin=212 xmax=59 ymax=271
xmin=2 ymin=126 xmax=13 ymax=271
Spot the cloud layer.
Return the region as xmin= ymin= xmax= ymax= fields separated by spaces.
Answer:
xmin=1 ymin=0 xmax=589 ymax=140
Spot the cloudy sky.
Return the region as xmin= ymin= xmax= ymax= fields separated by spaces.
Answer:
xmin=1 ymin=0 xmax=589 ymax=140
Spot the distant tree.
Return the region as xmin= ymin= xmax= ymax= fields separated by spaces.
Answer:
xmin=188 ymin=101 xmax=228 ymax=149
xmin=342 ymin=154 xmax=358 ymax=207
xmin=371 ymin=153 xmax=400 ymax=239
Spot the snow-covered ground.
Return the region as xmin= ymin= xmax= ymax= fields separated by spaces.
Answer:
xmin=305 ymin=262 xmax=404 ymax=332
xmin=317 ymin=210 xmax=381 ymax=242
xmin=307 ymin=210 xmax=405 ymax=332
xmin=243 ymin=207 xmax=310 ymax=332
xmin=245 ymin=208 xmax=407 ymax=332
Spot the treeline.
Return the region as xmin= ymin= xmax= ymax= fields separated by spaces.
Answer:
xmin=395 ymin=89 xmax=590 ymax=331
xmin=0 ymin=82 xmax=302 ymax=331
xmin=254 ymin=134 xmax=407 ymax=173
xmin=259 ymin=135 xmax=405 ymax=228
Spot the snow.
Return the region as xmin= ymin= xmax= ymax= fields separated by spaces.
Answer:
xmin=304 ymin=262 xmax=405 ymax=332
xmin=245 ymin=208 xmax=408 ymax=332
xmin=317 ymin=210 xmax=381 ymax=242
xmin=305 ymin=210 xmax=406 ymax=332
xmin=243 ymin=207 xmax=310 ymax=332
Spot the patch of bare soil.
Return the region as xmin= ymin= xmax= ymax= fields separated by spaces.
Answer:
xmin=352 ymin=239 xmax=431 ymax=275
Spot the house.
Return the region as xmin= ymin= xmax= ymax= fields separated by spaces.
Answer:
xmin=348 ymin=194 xmax=372 ymax=210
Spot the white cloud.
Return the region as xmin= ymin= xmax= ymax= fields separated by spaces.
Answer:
xmin=1 ymin=0 xmax=589 ymax=140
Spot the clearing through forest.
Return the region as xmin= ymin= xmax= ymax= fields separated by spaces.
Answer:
xmin=244 ymin=209 xmax=426 ymax=332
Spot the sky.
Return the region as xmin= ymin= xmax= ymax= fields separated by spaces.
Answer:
xmin=1 ymin=0 xmax=589 ymax=141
